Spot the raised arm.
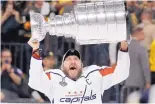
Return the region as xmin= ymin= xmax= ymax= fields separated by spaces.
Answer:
xmin=99 ymin=41 xmax=130 ymax=90
xmin=28 ymin=39 xmax=52 ymax=97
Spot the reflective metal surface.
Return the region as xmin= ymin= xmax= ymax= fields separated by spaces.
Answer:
xmin=30 ymin=1 xmax=128 ymax=44
xmin=30 ymin=12 xmax=47 ymax=41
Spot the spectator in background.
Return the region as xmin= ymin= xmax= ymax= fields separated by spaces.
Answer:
xmin=126 ymin=1 xmax=155 ymax=31
xmin=1 ymin=49 xmax=23 ymax=101
xmin=22 ymin=1 xmax=33 ymax=16
xmin=123 ymin=24 xmax=151 ymax=103
xmin=126 ymin=1 xmax=140 ymax=34
xmin=13 ymin=1 xmax=27 ymax=14
xmin=150 ymin=40 xmax=155 ymax=85
xmin=30 ymin=51 xmax=55 ymax=103
xmin=143 ymin=1 xmax=154 ymax=12
xmin=152 ymin=1 xmax=155 ymax=21
xmin=140 ymin=11 xmax=155 ymax=51
xmin=52 ymin=0 xmax=76 ymax=15
xmin=42 ymin=51 xmax=56 ymax=71
xmin=30 ymin=1 xmax=50 ymax=16
xmin=30 ymin=1 xmax=43 ymax=13
xmin=1 ymin=0 xmax=21 ymax=26
xmin=1 ymin=1 xmax=22 ymax=42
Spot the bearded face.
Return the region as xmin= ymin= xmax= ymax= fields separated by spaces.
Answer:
xmin=62 ymin=56 xmax=82 ymax=81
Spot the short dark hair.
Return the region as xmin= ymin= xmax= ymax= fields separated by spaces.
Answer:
xmin=140 ymin=11 xmax=152 ymax=18
xmin=148 ymin=1 xmax=153 ymax=3
xmin=1 ymin=48 xmax=11 ymax=54
xmin=131 ymin=24 xmax=144 ymax=34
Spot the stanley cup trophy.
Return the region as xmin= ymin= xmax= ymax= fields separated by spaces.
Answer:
xmin=30 ymin=1 xmax=129 ymax=45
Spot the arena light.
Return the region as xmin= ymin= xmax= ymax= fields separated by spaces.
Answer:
xmin=30 ymin=1 xmax=128 ymax=44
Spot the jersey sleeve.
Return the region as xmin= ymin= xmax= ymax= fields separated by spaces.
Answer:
xmin=28 ymin=50 xmax=52 ymax=97
xmin=99 ymin=51 xmax=130 ymax=90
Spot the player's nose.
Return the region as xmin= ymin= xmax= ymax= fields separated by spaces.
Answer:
xmin=70 ymin=59 xmax=76 ymax=65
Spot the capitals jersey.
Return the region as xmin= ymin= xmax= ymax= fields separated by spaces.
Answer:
xmin=28 ymin=51 xmax=130 ymax=104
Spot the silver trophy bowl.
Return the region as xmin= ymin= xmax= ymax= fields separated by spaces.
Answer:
xmin=30 ymin=1 xmax=128 ymax=44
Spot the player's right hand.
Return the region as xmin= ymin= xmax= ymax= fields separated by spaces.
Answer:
xmin=27 ymin=38 xmax=40 ymax=51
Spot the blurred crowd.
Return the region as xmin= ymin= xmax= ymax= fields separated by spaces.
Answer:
xmin=1 ymin=0 xmax=80 ymax=43
xmin=1 ymin=0 xmax=155 ymax=103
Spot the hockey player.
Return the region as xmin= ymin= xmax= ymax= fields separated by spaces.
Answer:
xmin=28 ymin=38 xmax=130 ymax=104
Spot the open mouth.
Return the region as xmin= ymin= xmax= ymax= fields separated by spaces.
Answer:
xmin=70 ymin=66 xmax=76 ymax=70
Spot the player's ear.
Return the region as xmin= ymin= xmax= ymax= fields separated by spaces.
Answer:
xmin=42 ymin=59 xmax=46 ymax=65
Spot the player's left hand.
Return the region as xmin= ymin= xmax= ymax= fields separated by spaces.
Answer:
xmin=120 ymin=41 xmax=128 ymax=51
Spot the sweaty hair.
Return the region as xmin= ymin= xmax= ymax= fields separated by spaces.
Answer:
xmin=131 ymin=23 xmax=144 ymax=35
xmin=140 ymin=11 xmax=152 ymax=19
xmin=2 ymin=48 xmax=11 ymax=53
xmin=1 ymin=48 xmax=11 ymax=55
